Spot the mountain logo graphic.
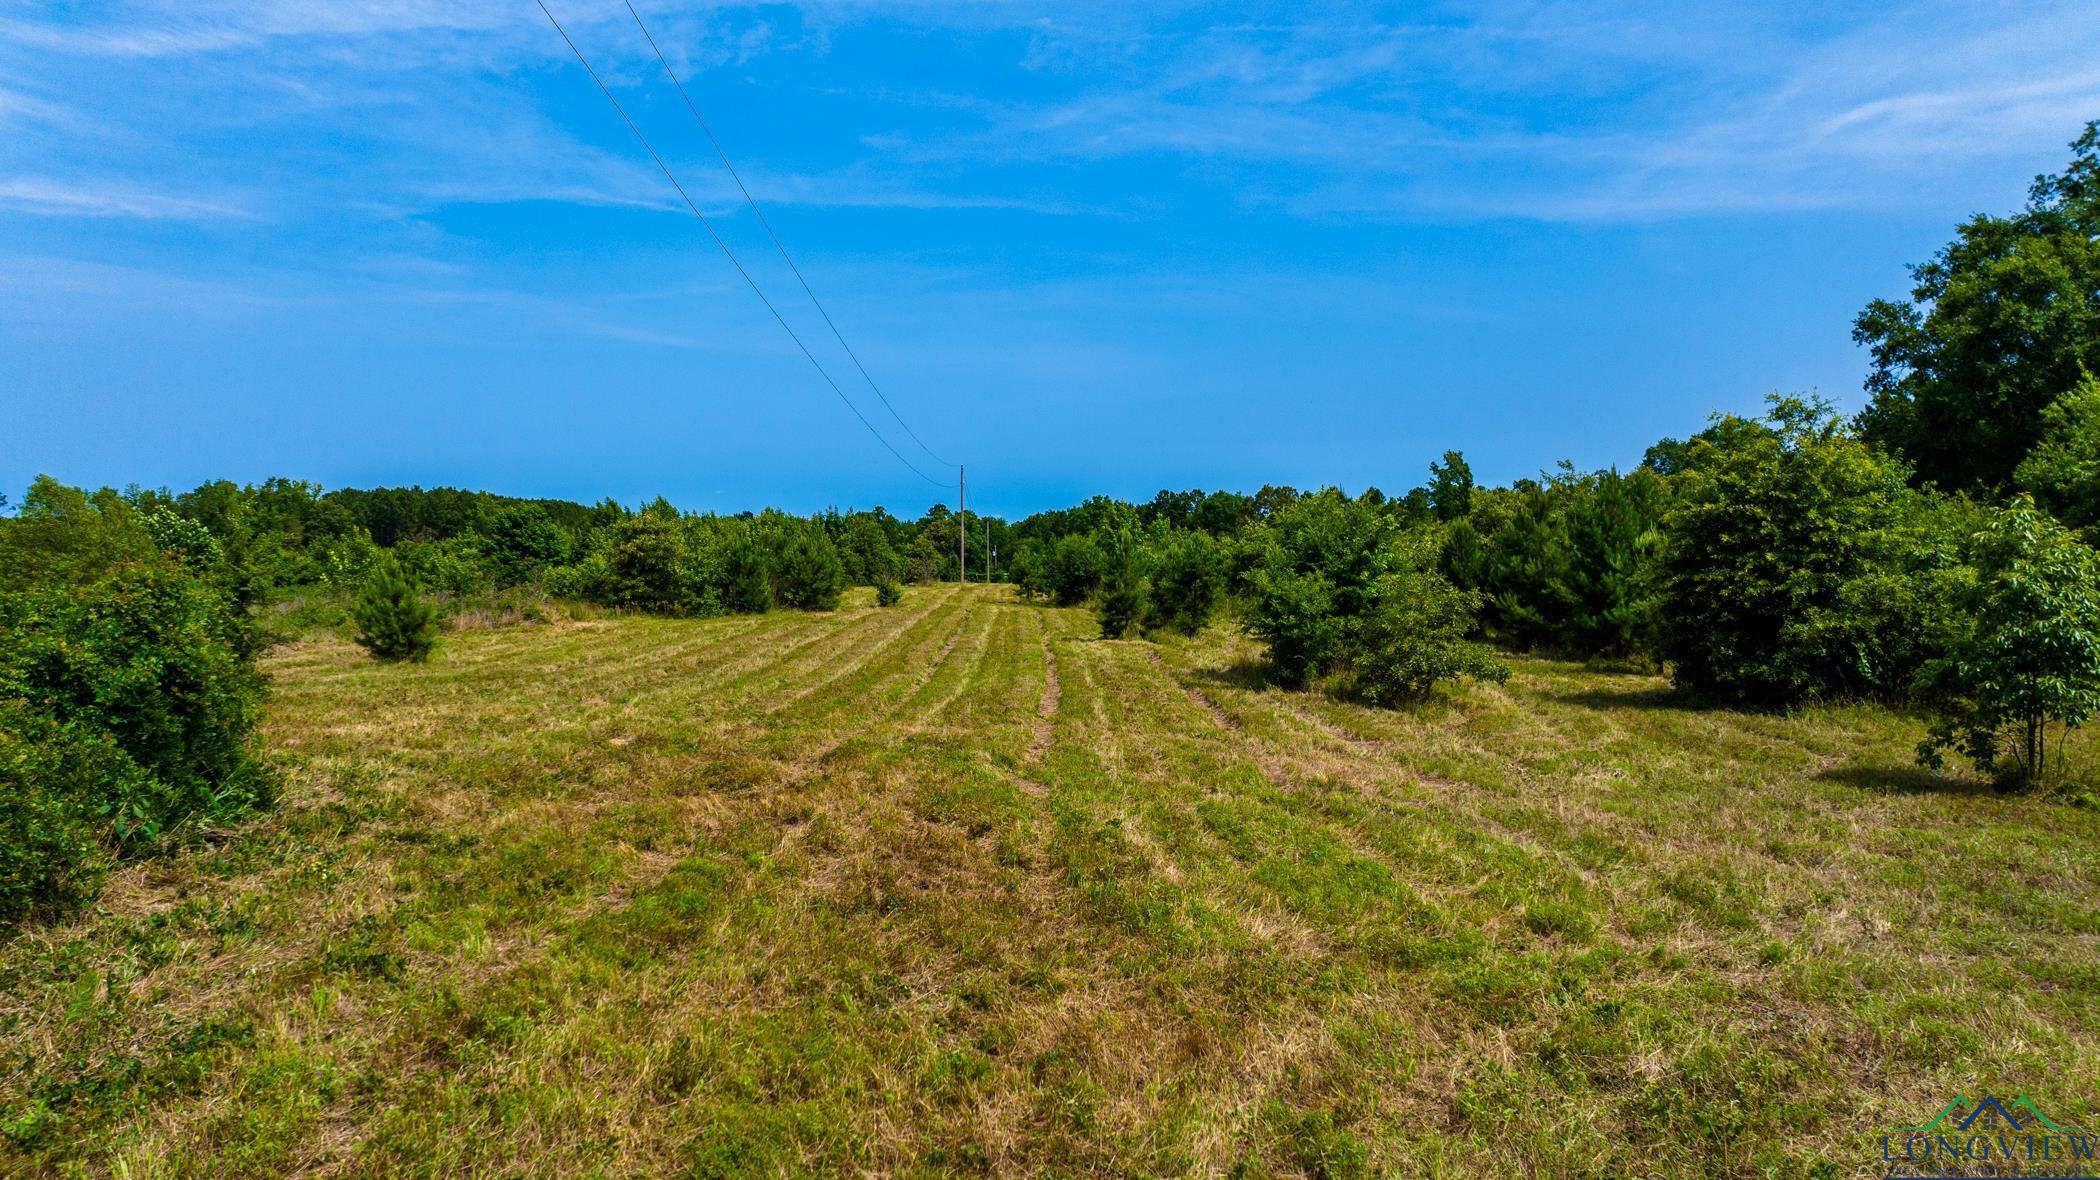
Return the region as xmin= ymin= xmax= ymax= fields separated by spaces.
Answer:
xmin=1902 ymin=1094 xmax=2083 ymax=1135
xmin=1883 ymin=1094 xmax=2098 ymax=1179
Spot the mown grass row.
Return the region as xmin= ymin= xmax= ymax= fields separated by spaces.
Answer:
xmin=1 ymin=585 xmax=2095 ymax=1176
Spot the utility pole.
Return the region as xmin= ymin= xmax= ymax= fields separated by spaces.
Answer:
xmin=984 ymin=518 xmax=991 ymax=583
xmin=957 ymin=466 xmax=966 ymax=587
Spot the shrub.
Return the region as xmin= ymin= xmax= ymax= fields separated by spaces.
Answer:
xmin=0 ymin=565 xmax=272 ymax=837
xmin=838 ymin=515 xmax=903 ymax=586
xmin=318 ymin=530 xmax=382 ymax=589
xmin=1044 ymin=534 xmax=1107 ymax=606
xmin=393 ymin=536 xmax=492 ymax=597
xmin=0 ymin=717 xmax=111 ymax=927
xmin=1244 ymin=562 xmax=1342 ymax=686
xmin=1915 ymin=498 xmax=2100 ymax=785
xmin=352 ymin=556 xmax=440 ymax=662
xmin=875 ymin=580 xmax=904 ymax=607
xmin=2014 ymin=374 xmax=2100 ymax=532
xmin=1010 ymin=541 xmax=1054 ymax=601
xmin=1242 ymin=491 xmax=1502 ymax=701
xmin=486 ymin=505 xmax=570 ymax=587
xmin=1549 ymin=468 xmax=1667 ymax=657
xmin=543 ymin=553 xmax=610 ymax=604
xmin=1242 ymin=491 xmax=1395 ymax=686
xmin=140 ymin=508 xmax=224 ymax=568
xmin=904 ymin=533 xmax=946 ymax=584
xmin=775 ymin=527 xmax=844 ymax=611
xmin=1657 ymin=396 xmax=1951 ymax=704
xmin=0 ymin=528 xmax=272 ymax=925
xmin=1143 ymin=531 xmax=1225 ymax=636
xmin=1344 ymin=576 xmax=1509 ymax=706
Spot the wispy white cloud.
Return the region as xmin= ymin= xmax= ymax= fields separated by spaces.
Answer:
xmin=850 ymin=0 xmax=2100 ymax=221
xmin=0 ymin=177 xmax=252 ymax=220
xmin=2 ymin=0 xmax=2096 ymax=238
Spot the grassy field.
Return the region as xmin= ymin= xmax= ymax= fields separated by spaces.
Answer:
xmin=3 ymin=584 xmax=2097 ymax=1177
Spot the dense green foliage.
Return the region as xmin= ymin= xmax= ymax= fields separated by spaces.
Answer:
xmin=1142 ymin=530 xmax=1227 ymax=637
xmin=2014 ymin=374 xmax=2100 ymax=531
xmin=1915 ymin=498 xmax=2100 ymax=784
xmin=1655 ymin=398 xmax=1960 ymax=705
xmin=0 ymin=479 xmax=270 ymax=926
xmin=0 ymin=734 xmax=103 ymax=924
xmin=774 ymin=528 xmax=845 ymax=611
xmin=1094 ymin=532 xmax=1146 ymax=640
xmin=599 ymin=513 xmax=691 ymax=614
xmin=351 ymin=556 xmax=440 ymax=663
xmin=1856 ymin=121 xmax=2100 ymax=493
xmin=1444 ymin=465 xmax=1668 ymax=658
xmin=1242 ymin=491 xmax=1505 ymax=700
xmin=1015 ymin=533 xmax=1107 ymax=607
xmin=1427 ymin=450 xmax=1474 ymax=522
xmin=485 ymin=504 xmax=570 ymax=587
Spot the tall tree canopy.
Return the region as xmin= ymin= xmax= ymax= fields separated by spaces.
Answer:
xmin=1855 ymin=121 xmax=2100 ymax=494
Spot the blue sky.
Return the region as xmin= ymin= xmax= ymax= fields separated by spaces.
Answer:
xmin=4 ymin=1 xmax=2098 ymax=518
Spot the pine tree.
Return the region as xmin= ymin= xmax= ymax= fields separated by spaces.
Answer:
xmin=352 ymin=554 xmax=439 ymax=662
xmin=1095 ymin=531 xmax=1146 ymax=639
xmin=720 ymin=532 xmax=773 ymax=614
xmin=775 ymin=528 xmax=844 ymax=611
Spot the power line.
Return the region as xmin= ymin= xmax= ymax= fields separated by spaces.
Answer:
xmin=533 ymin=0 xmax=946 ymax=488
xmin=622 ymin=0 xmax=954 ymax=470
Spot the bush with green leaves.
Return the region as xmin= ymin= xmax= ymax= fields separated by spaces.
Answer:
xmin=352 ymin=555 xmax=440 ymax=662
xmin=1143 ymin=530 xmax=1226 ymax=636
xmin=0 ymin=714 xmax=112 ymax=927
xmin=393 ymin=536 xmax=492 ymax=598
xmin=903 ymin=532 xmax=946 ymax=584
xmin=1343 ymin=574 xmax=1509 ymax=707
xmin=1656 ymin=397 xmax=1957 ymax=704
xmin=0 ymin=575 xmax=269 ymax=839
xmin=1243 ymin=491 xmax=1399 ymax=685
xmin=875 ymin=579 xmax=903 ymax=607
xmin=1914 ymin=498 xmax=2100 ymax=786
xmin=2013 ymin=374 xmax=2100 ymax=532
xmin=485 ymin=504 xmax=570 ymax=587
xmin=1043 ymin=533 xmax=1107 ymax=606
xmin=836 ymin=514 xmax=904 ymax=585
xmin=542 ymin=553 xmax=609 ymax=604
xmin=1242 ymin=490 xmax=1502 ymax=702
xmin=318 ymin=530 xmax=382 ymax=589
xmin=0 ymin=488 xmax=273 ymax=926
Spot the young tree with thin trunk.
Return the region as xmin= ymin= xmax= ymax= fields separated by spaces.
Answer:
xmin=1916 ymin=497 xmax=2100 ymax=786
